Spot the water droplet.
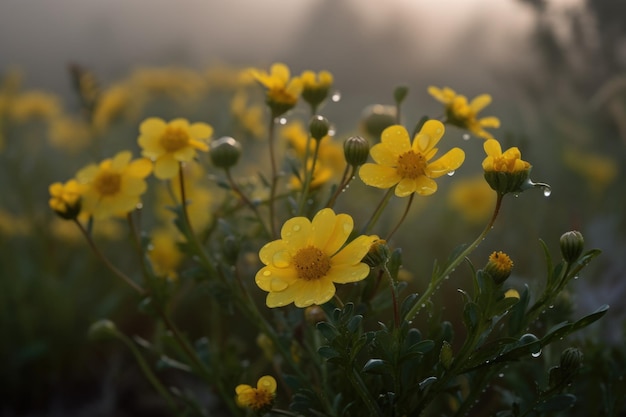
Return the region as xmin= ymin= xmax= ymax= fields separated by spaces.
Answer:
xmin=328 ymin=124 xmax=336 ymax=136
xmin=574 ymin=275 xmax=579 ymax=280
xmin=447 ymin=170 xmax=455 ymax=176
xmin=542 ymin=185 xmax=552 ymax=197
xmin=272 ymin=251 xmax=290 ymax=268
xmin=531 ymin=350 xmax=542 ymax=358
xmin=278 ymin=117 xmax=288 ymax=125
xmin=548 ymin=304 xmax=554 ymax=309
xmin=331 ymin=91 xmax=342 ymax=102
xmin=135 ymin=203 xmax=143 ymax=209
xmin=293 ymin=225 xmax=301 ymax=232
xmin=462 ymin=133 xmax=471 ymax=141
xmin=262 ymin=270 xmax=271 ymax=276
xmin=514 ymin=194 xmax=519 ymax=198
xmin=498 ymin=373 xmax=504 ymax=378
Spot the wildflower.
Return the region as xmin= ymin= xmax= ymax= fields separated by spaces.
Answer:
xmin=300 ymin=70 xmax=333 ymax=110
xmin=235 ymin=375 xmax=277 ymax=413
xmin=148 ymin=229 xmax=184 ymax=280
xmin=48 ymin=179 xmax=86 ymax=220
xmin=359 ymin=121 xmax=465 ymax=197
xmin=138 ymin=117 xmax=213 ymax=179
xmin=249 ymin=63 xmax=302 ymax=117
xmin=448 ymin=175 xmax=496 ymax=223
xmin=92 ymin=83 xmax=137 ymax=132
xmin=428 ymin=86 xmax=500 ymax=139
xmin=48 ymin=115 xmax=91 ymax=153
xmin=484 ymin=251 xmax=514 ymax=284
xmin=9 ymin=91 xmax=62 ymax=122
xmin=255 ymin=208 xmax=378 ymax=308
xmin=482 ymin=138 xmax=531 ymax=194
xmin=563 ymin=148 xmax=617 ymax=195
xmin=76 ymin=151 xmax=152 ymax=220
xmin=230 ymin=90 xmax=266 ymax=139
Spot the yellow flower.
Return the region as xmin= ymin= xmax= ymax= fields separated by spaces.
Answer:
xmin=92 ymin=83 xmax=137 ymax=132
xmin=448 ymin=175 xmax=496 ymax=224
xmin=428 ymin=86 xmax=500 ymax=139
xmin=482 ymin=139 xmax=530 ymax=173
xmin=300 ymin=70 xmax=333 ymax=110
xmin=76 ymin=151 xmax=152 ymax=220
xmin=563 ymin=148 xmax=617 ymax=194
xmin=359 ymin=121 xmax=465 ymax=197
xmin=231 ymin=89 xmax=266 ymax=139
xmin=255 ymin=208 xmax=378 ymax=308
xmin=138 ymin=117 xmax=213 ymax=179
xmin=49 ymin=179 xmax=87 ymax=219
xmin=249 ymin=63 xmax=302 ymax=117
xmin=148 ymin=228 xmax=184 ymax=281
xmin=485 ymin=251 xmax=514 ymax=284
xmin=48 ymin=115 xmax=91 ymax=153
xmin=9 ymin=91 xmax=62 ymax=123
xmin=235 ymin=375 xmax=277 ymax=412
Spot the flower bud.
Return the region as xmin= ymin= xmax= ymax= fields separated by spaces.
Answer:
xmin=363 ymin=238 xmax=389 ymax=268
xmin=360 ymin=104 xmax=396 ymax=139
xmin=560 ymin=347 xmax=583 ymax=375
xmin=343 ymin=135 xmax=370 ymax=167
xmin=88 ymin=319 xmax=118 ymax=341
xmin=483 ymin=169 xmax=531 ymax=195
xmin=304 ymin=305 xmax=327 ymax=325
xmin=484 ymin=251 xmax=514 ymax=285
xmin=560 ymin=230 xmax=584 ymax=263
xmin=309 ymin=115 xmax=330 ymax=141
xmin=439 ymin=340 xmax=453 ymax=369
xmin=210 ymin=136 xmax=242 ymax=169
xmin=393 ymin=85 xmax=409 ymax=105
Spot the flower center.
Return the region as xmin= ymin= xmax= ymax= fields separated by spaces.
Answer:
xmin=160 ymin=127 xmax=189 ymax=152
xmin=492 ymin=156 xmax=517 ymax=173
xmin=93 ymin=170 xmax=121 ymax=196
xmin=396 ymin=150 xmax=427 ymax=179
xmin=292 ymin=246 xmax=331 ymax=281
xmin=249 ymin=389 xmax=274 ymax=411
xmin=489 ymin=251 xmax=513 ymax=272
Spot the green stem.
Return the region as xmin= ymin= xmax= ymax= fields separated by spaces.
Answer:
xmin=404 ymin=192 xmax=504 ymax=321
xmin=362 ymin=188 xmax=395 ymax=234
xmin=385 ymin=193 xmax=414 ymax=241
xmin=348 ymin=367 xmax=383 ymax=417
xmin=297 ymin=138 xmax=322 ymax=215
xmin=74 ymin=218 xmax=146 ymax=295
xmin=325 ymin=164 xmax=354 ymax=209
xmin=383 ymin=264 xmax=400 ymax=329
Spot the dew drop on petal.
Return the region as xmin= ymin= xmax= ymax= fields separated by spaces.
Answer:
xmin=272 ymin=251 xmax=291 ymax=268
xmin=447 ymin=170 xmax=455 ymax=176
xmin=342 ymin=222 xmax=352 ymax=233
xmin=292 ymin=224 xmax=301 ymax=232
xmin=263 ymin=270 xmax=272 ymax=277
xmin=136 ymin=203 xmax=143 ymax=209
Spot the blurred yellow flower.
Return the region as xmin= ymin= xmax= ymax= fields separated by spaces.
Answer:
xmin=448 ymin=175 xmax=496 ymax=223
xmin=482 ymin=139 xmax=530 ymax=173
xmin=300 ymin=69 xmax=333 ymax=109
xmin=9 ymin=91 xmax=62 ymax=123
xmin=359 ymin=121 xmax=465 ymax=197
xmin=92 ymin=83 xmax=137 ymax=132
xmin=428 ymin=86 xmax=500 ymax=139
xmin=148 ymin=228 xmax=184 ymax=281
xmin=138 ymin=117 xmax=213 ymax=179
xmin=76 ymin=151 xmax=152 ymax=220
xmin=235 ymin=375 xmax=277 ymax=412
xmin=231 ymin=90 xmax=266 ymax=139
xmin=130 ymin=67 xmax=207 ymax=100
xmin=0 ymin=209 xmax=31 ymax=237
xmin=256 ymin=208 xmax=377 ymax=308
xmin=563 ymin=148 xmax=617 ymax=194
xmin=48 ymin=179 xmax=86 ymax=219
xmin=48 ymin=115 xmax=91 ymax=152
xmin=249 ymin=63 xmax=302 ymax=117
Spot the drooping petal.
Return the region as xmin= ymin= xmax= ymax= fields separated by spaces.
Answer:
xmin=414 ymin=120 xmax=445 ymax=153
xmin=426 ymin=148 xmax=465 ymax=178
xmin=154 ymin=155 xmax=179 ymax=179
xmin=381 ymin=125 xmax=411 ymax=154
xmin=359 ymin=164 xmax=401 ymax=189
xmin=395 ymin=178 xmax=418 ymax=197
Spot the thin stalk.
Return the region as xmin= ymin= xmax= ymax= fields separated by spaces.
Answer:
xmin=361 ymin=188 xmax=395 ymax=234
xmin=348 ymin=367 xmax=384 ymax=417
xmin=385 ymin=193 xmax=414 ymax=241
xmin=73 ymin=218 xmax=145 ymax=295
xmin=404 ymin=192 xmax=504 ymax=321
xmin=224 ymin=167 xmax=271 ymax=237
xmin=297 ymin=138 xmax=322 ymax=215
xmin=267 ymin=116 xmax=278 ymax=238
xmin=383 ymin=264 xmax=400 ymax=329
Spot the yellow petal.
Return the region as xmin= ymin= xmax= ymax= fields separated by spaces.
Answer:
xmin=359 ymin=164 xmax=401 ymax=189
xmin=266 ymin=280 xmax=305 ymax=307
xmin=321 ymin=213 xmax=353 ymax=256
xmin=413 ymin=176 xmax=438 ymax=196
xmin=414 ymin=120 xmax=445 ymax=153
xmin=484 ymin=139 xmax=502 ymax=157
xmin=381 ymin=125 xmax=411 ymax=154
xmin=174 ymin=146 xmax=196 ymax=162
xmin=271 ymin=63 xmax=290 ymax=84
xmin=370 ymin=142 xmax=400 ymax=166
xmin=111 ymin=151 xmax=132 ymax=170
xmin=139 ymin=117 xmax=166 ymax=135
xmin=479 ymin=116 xmax=500 ymax=128
xmin=154 ymin=155 xmax=179 ymax=179
xmin=121 ymin=176 xmax=147 ymax=196
xmin=76 ymin=164 xmax=98 ymax=183
xmin=259 ymin=240 xmax=291 ymax=265
xmin=280 ymin=216 xmax=312 ymax=248
xmin=189 ymin=122 xmax=213 ymax=140
xmin=502 ymin=147 xmax=522 ymax=160
xmin=426 ymin=148 xmax=465 ymax=178
xmin=257 ymin=376 xmax=277 ymax=393
xmin=326 ymin=263 xmax=370 ymax=284
xmin=331 ymin=234 xmax=378 ymax=266
xmin=127 ymin=158 xmax=153 ymax=178
xmin=293 ymin=279 xmax=335 ymax=307
xmin=169 ymin=118 xmax=190 ymax=130
xmin=469 ymin=94 xmax=492 ymax=113
xmin=138 ymin=133 xmax=163 ymax=156
xmin=395 ymin=178 xmax=418 ymax=197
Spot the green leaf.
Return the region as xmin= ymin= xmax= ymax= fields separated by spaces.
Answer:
xmin=362 ymin=358 xmax=390 ymax=374
xmin=400 ymin=293 xmax=419 ymax=319
xmin=534 ymin=393 xmax=576 ymax=412
xmin=571 ymin=304 xmax=609 ymax=331
xmin=463 ymin=302 xmax=481 ymax=332
xmin=388 ymin=248 xmax=403 ymax=280
xmin=508 ymin=285 xmax=530 ymax=336
xmin=346 ymin=315 xmax=363 ymax=334
xmin=317 ymin=346 xmax=341 ymax=359
xmin=317 ymin=322 xmax=338 ymax=341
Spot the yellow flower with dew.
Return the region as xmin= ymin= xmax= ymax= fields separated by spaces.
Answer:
xmin=235 ymin=375 xmax=277 ymax=413
xmin=76 ymin=151 xmax=152 ymax=220
xmin=138 ymin=117 xmax=213 ymax=179
xmin=448 ymin=175 xmax=497 ymax=224
xmin=249 ymin=63 xmax=302 ymax=117
xmin=359 ymin=121 xmax=465 ymax=197
xmin=255 ymin=208 xmax=378 ymax=308
xmin=484 ymin=251 xmax=514 ymax=284
xmin=428 ymin=86 xmax=500 ymax=139
xmin=300 ymin=69 xmax=333 ymax=110
xmin=148 ymin=228 xmax=184 ymax=281
xmin=482 ymin=138 xmax=532 ymax=195
xmin=49 ymin=179 xmax=87 ymax=220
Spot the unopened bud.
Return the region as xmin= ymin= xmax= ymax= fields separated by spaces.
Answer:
xmin=210 ymin=136 xmax=242 ymax=169
xmin=309 ymin=115 xmax=330 ymax=141
xmin=343 ymin=135 xmax=370 ymax=167
xmin=560 ymin=230 xmax=584 ymax=263
xmin=88 ymin=319 xmax=118 ymax=341
xmin=363 ymin=239 xmax=389 ymax=268
xmin=360 ymin=104 xmax=396 ymax=139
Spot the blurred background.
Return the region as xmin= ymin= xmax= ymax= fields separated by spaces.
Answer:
xmin=1 ymin=0 xmax=625 ymax=415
